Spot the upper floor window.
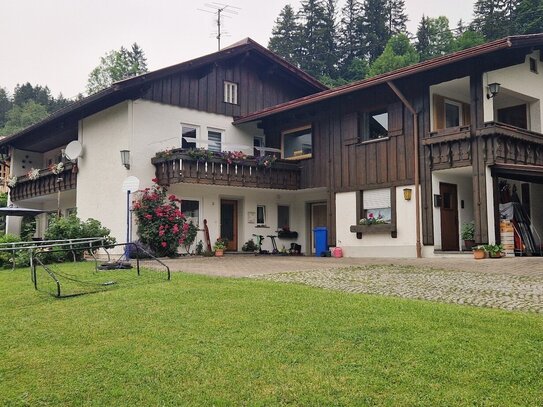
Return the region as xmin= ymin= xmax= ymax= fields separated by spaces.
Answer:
xmin=359 ymin=109 xmax=389 ymax=142
xmin=253 ymin=136 xmax=264 ymax=156
xmin=224 ymin=81 xmax=238 ymax=105
xmin=208 ymin=129 xmax=222 ymax=152
xmin=444 ymin=100 xmax=462 ymax=128
xmin=181 ymin=124 xmax=199 ymax=149
xmin=282 ymin=126 xmax=312 ymax=160
xmin=530 ymin=57 xmax=538 ymax=74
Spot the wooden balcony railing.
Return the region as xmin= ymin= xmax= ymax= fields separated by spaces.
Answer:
xmin=10 ymin=162 xmax=77 ymax=201
xmin=424 ymin=122 xmax=543 ymax=169
xmin=152 ymin=151 xmax=301 ymax=190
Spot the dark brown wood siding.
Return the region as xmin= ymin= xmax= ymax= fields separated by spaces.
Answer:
xmin=141 ymin=57 xmax=312 ymax=116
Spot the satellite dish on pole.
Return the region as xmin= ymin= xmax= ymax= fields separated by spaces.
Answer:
xmin=64 ymin=140 xmax=83 ymax=161
xmin=121 ymin=176 xmax=140 ymax=193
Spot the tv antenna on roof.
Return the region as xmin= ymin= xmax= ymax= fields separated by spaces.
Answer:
xmin=198 ymin=3 xmax=240 ymax=51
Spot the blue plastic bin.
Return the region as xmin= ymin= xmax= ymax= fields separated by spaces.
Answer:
xmin=313 ymin=227 xmax=328 ymax=257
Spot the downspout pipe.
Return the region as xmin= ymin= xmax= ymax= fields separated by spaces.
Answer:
xmin=387 ymin=81 xmax=422 ymax=258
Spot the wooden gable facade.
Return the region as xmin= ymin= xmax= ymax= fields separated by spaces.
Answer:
xmin=140 ymin=54 xmax=318 ymax=117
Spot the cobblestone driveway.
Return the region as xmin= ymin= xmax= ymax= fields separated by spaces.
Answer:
xmin=153 ymin=255 xmax=543 ymax=313
xmin=251 ymin=264 xmax=543 ymax=313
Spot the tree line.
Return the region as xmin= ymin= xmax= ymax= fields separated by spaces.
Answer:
xmin=268 ymin=0 xmax=543 ymax=86
xmin=0 ymin=43 xmax=148 ymax=137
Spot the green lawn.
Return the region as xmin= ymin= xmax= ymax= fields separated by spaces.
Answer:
xmin=0 ymin=263 xmax=542 ymax=406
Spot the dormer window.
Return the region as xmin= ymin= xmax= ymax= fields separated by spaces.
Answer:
xmin=224 ymin=81 xmax=238 ymax=104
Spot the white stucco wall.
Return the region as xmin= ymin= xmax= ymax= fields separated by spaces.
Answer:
xmin=10 ymin=149 xmax=43 ymax=177
xmin=335 ymin=186 xmax=420 ymax=258
xmin=484 ymin=51 xmax=543 ymax=132
xmin=76 ymin=102 xmax=130 ymax=246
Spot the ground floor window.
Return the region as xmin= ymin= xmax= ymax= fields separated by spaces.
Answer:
xmin=181 ymin=199 xmax=200 ymax=226
xmin=277 ymin=205 xmax=289 ymax=229
xmin=257 ymin=205 xmax=266 ymax=225
xmin=362 ymin=188 xmax=392 ymax=223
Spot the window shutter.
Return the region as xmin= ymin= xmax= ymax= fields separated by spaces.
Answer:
xmin=363 ymin=189 xmax=391 ymax=209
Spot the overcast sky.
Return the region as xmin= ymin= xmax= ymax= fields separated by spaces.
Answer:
xmin=1 ymin=0 xmax=475 ymax=98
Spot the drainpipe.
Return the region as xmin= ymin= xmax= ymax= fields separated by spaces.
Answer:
xmin=387 ymin=81 xmax=422 ymax=258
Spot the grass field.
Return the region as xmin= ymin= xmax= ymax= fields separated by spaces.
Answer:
xmin=1 ymin=262 xmax=542 ymax=406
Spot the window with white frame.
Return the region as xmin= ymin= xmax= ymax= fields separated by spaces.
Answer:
xmin=257 ymin=205 xmax=266 ymax=225
xmin=181 ymin=124 xmax=199 ymax=149
xmin=207 ymin=129 xmax=222 ymax=152
xmin=224 ymin=81 xmax=238 ymax=104
xmin=362 ymin=188 xmax=391 ymax=223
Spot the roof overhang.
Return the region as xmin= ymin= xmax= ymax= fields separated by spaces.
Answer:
xmin=0 ymin=38 xmax=326 ymax=152
xmin=234 ymin=34 xmax=543 ymax=125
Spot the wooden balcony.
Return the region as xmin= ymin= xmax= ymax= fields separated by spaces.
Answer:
xmin=10 ymin=162 xmax=77 ymax=201
xmin=423 ymin=122 xmax=543 ymax=169
xmin=152 ymin=151 xmax=301 ymax=190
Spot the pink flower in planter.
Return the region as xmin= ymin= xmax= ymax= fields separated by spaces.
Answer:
xmin=161 ymin=242 xmax=167 ymax=248
xmin=144 ymin=214 xmax=153 ymax=220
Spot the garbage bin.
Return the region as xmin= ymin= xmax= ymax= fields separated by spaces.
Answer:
xmin=313 ymin=227 xmax=328 ymax=257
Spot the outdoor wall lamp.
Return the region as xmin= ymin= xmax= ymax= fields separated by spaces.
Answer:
xmin=487 ymin=82 xmax=501 ymax=99
xmin=403 ymin=188 xmax=412 ymax=201
xmin=120 ymin=150 xmax=130 ymax=170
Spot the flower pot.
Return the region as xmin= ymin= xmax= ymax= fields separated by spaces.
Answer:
xmin=463 ymin=240 xmax=475 ymax=251
xmin=489 ymin=252 xmax=502 ymax=258
xmin=473 ymin=248 xmax=486 ymax=260
xmin=215 ymin=249 xmax=224 ymax=257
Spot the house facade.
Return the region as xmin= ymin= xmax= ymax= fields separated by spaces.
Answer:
xmin=235 ymin=34 xmax=543 ymax=257
xmin=2 ymin=35 xmax=543 ymax=257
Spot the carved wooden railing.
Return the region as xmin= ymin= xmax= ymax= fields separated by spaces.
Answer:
xmin=477 ymin=122 xmax=543 ymax=166
xmin=152 ymin=151 xmax=301 ymax=190
xmin=424 ymin=122 xmax=543 ymax=169
xmin=10 ymin=162 xmax=77 ymax=201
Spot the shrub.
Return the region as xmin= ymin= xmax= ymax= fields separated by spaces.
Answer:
xmin=242 ymin=239 xmax=257 ymax=252
xmin=132 ymin=179 xmax=192 ymax=257
xmin=44 ymin=215 xmax=116 ymax=261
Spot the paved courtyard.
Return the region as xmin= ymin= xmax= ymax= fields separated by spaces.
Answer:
xmin=148 ymin=255 xmax=543 ymax=313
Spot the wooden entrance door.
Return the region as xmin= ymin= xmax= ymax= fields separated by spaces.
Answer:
xmin=440 ymin=183 xmax=459 ymax=251
xmin=220 ymin=200 xmax=238 ymax=251
xmin=310 ymin=202 xmax=327 ymax=253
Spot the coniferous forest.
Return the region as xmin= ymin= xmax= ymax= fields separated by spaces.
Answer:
xmin=268 ymin=0 xmax=543 ymax=86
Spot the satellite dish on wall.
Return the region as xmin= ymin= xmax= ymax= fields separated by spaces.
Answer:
xmin=64 ymin=140 xmax=83 ymax=161
xmin=121 ymin=176 xmax=140 ymax=193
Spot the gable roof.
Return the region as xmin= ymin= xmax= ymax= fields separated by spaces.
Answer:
xmin=234 ymin=33 xmax=543 ymax=125
xmin=0 ymin=38 xmax=326 ymax=151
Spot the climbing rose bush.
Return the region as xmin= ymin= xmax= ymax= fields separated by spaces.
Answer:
xmin=132 ymin=178 xmax=191 ymax=257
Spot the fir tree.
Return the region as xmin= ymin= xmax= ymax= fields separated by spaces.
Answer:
xmin=338 ymin=0 xmax=364 ymax=79
xmin=361 ymin=0 xmax=389 ymax=62
xmin=416 ymin=15 xmax=432 ymax=61
xmin=298 ymin=0 xmax=338 ymax=78
xmin=386 ymin=0 xmax=408 ymax=35
xmin=472 ymin=0 xmax=520 ymax=40
xmin=515 ymin=0 xmax=543 ymax=34
xmin=268 ymin=5 xmax=301 ymax=65
xmin=416 ymin=16 xmax=454 ymax=61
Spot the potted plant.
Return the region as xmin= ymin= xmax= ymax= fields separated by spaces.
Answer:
xmin=461 ymin=221 xmax=475 ymax=250
xmin=472 ymin=245 xmax=486 ymax=260
xmin=484 ymin=243 xmax=504 ymax=258
xmin=213 ymin=237 xmax=227 ymax=257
